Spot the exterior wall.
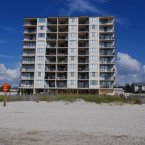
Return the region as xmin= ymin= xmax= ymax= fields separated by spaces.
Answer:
xmin=89 ymin=17 xmax=100 ymax=89
xmin=67 ymin=17 xmax=78 ymax=88
xmin=20 ymin=16 xmax=115 ymax=95
xmin=34 ymin=18 xmax=47 ymax=89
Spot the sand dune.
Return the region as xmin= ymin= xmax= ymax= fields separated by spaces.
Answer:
xmin=0 ymin=101 xmax=145 ymax=145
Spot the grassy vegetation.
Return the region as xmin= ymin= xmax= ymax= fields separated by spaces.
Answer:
xmin=0 ymin=94 xmax=143 ymax=104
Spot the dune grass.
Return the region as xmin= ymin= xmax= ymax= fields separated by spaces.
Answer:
xmin=0 ymin=94 xmax=142 ymax=104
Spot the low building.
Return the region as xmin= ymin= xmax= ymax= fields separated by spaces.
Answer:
xmin=115 ymin=88 xmax=124 ymax=96
xmin=132 ymin=83 xmax=145 ymax=93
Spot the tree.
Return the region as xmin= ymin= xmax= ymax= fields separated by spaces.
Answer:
xmin=123 ymin=84 xmax=133 ymax=92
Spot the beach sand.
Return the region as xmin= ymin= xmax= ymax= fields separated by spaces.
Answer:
xmin=0 ymin=101 xmax=145 ymax=145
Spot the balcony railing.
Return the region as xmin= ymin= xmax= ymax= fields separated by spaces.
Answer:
xmin=99 ymin=28 xmax=114 ymax=32
xmin=100 ymin=68 xmax=115 ymax=72
xmin=23 ymin=53 xmax=35 ymax=56
xmin=100 ymin=45 xmax=114 ymax=48
xmin=23 ymin=46 xmax=36 ymax=48
xmin=100 ymin=77 xmax=114 ymax=80
xmin=46 ymin=68 xmax=56 ymax=71
xmin=21 ymin=77 xmax=34 ymax=80
xmin=24 ymin=22 xmax=37 ymax=26
xmin=56 ymin=76 xmax=67 ymax=79
xmin=20 ymin=84 xmax=34 ymax=88
xmin=21 ymin=69 xmax=34 ymax=72
xmin=24 ymin=30 xmax=36 ymax=33
xmin=100 ymin=61 xmax=114 ymax=64
xmin=100 ymin=85 xmax=114 ymax=88
xmin=22 ymin=61 xmax=35 ymax=64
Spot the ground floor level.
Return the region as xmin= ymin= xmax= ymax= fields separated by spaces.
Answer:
xmin=19 ymin=88 xmax=115 ymax=96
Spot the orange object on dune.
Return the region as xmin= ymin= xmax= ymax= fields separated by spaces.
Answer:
xmin=2 ymin=83 xmax=10 ymax=92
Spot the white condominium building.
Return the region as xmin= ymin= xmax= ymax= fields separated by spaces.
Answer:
xmin=20 ymin=16 xmax=115 ymax=95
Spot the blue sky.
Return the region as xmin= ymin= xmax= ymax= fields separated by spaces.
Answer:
xmin=0 ymin=0 xmax=145 ymax=86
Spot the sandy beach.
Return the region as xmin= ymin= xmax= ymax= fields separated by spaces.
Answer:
xmin=0 ymin=101 xmax=145 ymax=145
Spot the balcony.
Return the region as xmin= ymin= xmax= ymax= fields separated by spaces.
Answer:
xmin=100 ymin=76 xmax=114 ymax=81
xmin=79 ymin=17 xmax=89 ymax=24
xmin=78 ymin=40 xmax=89 ymax=47
xmin=56 ymin=76 xmax=67 ymax=80
xmin=45 ymin=64 xmax=56 ymax=72
xmin=58 ymin=33 xmax=68 ymax=40
xmin=47 ymin=25 xmax=57 ymax=32
xmin=58 ymin=40 xmax=68 ymax=47
xmin=99 ymin=20 xmax=113 ymax=25
xmin=78 ymin=58 xmax=89 ymax=63
xmin=47 ymin=18 xmax=57 ymax=25
xmin=24 ymin=30 xmax=36 ymax=33
xmin=57 ymin=81 xmax=67 ymax=88
xmin=100 ymin=43 xmax=114 ymax=48
xmin=99 ymin=28 xmax=114 ymax=33
xmin=22 ymin=53 xmax=35 ymax=56
xmin=47 ymin=41 xmax=57 ymax=48
xmin=78 ymin=74 xmax=89 ymax=80
xmin=20 ymin=84 xmax=34 ymax=88
xmin=100 ymin=50 xmax=114 ymax=56
xmin=57 ymin=66 xmax=67 ymax=71
xmin=21 ymin=68 xmax=34 ymax=72
xmin=79 ymin=25 xmax=89 ymax=32
xmin=22 ymin=61 xmax=35 ymax=64
xmin=100 ymin=35 xmax=114 ymax=40
xmin=24 ymin=22 xmax=37 ymax=26
xmin=57 ymin=59 xmax=67 ymax=64
xmin=100 ymin=61 xmax=114 ymax=64
xmin=21 ymin=76 xmax=34 ymax=80
xmin=45 ymin=80 xmax=55 ymax=88
xmin=58 ymin=17 xmax=68 ymax=24
xmin=78 ymin=66 xmax=89 ymax=71
xmin=78 ymin=81 xmax=89 ymax=88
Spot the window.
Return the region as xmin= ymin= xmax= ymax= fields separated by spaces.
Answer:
xmin=69 ymin=40 xmax=77 ymax=45
xmin=68 ymin=64 xmax=76 ymax=69
xmin=69 ymin=56 xmax=76 ymax=61
xmin=36 ymin=64 xmax=44 ymax=69
xmin=90 ymin=17 xmax=97 ymax=22
xmin=27 ymin=42 xmax=35 ymax=47
xmin=90 ymin=80 xmax=98 ymax=85
xmin=37 ymin=56 xmax=44 ymax=61
xmin=37 ymin=72 xmax=43 ymax=77
xmin=90 ymin=32 xmax=97 ymax=37
xmin=69 ymin=72 xmax=76 ymax=77
xmin=38 ymin=18 xmax=46 ymax=23
xmin=90 ymin=64 xmax=98 ymax=69
xmin=35 ymin=80 xmax=43 ymax=85
xmin=38 ymin=26 xmax=45 ymax=30
xmin=90 ymin=40 xmax=97 ymax=45
xmin=37 ymin=40 xmax=46 ymax=46
xmin=91 ymin=25 xmax=97 ymax=29
xmin=69 ymin=48 xmax=76 ymax=53
xmin=70 ymin=25 xmax=77 ymax=30
xmin=90 ymin=72 xmax=98 ymax=77
xmin=68 ymin=80 xmax=76 ymax=85
xmin=90 ymin=48 xmax=98 ymax=53
xmin=37 ymin=48 xmax=45 ymax=53
xmin=38 ymin=33 xmax=45 ymax=38
xmin=69 ymin=33 xmax=77 ymax=38
xmin=90 ymin=56 xmax=98 ymax=61
xmin=70 ymin=17 xmax=77 ymax=22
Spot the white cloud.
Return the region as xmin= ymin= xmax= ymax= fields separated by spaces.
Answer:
xmin=116 ymin=52 xmax=145 ymax=86
xmin=0 ymin=64 xmax=19 ymax=87
xmin=59 ymin=0 xmax=108 ymax=15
